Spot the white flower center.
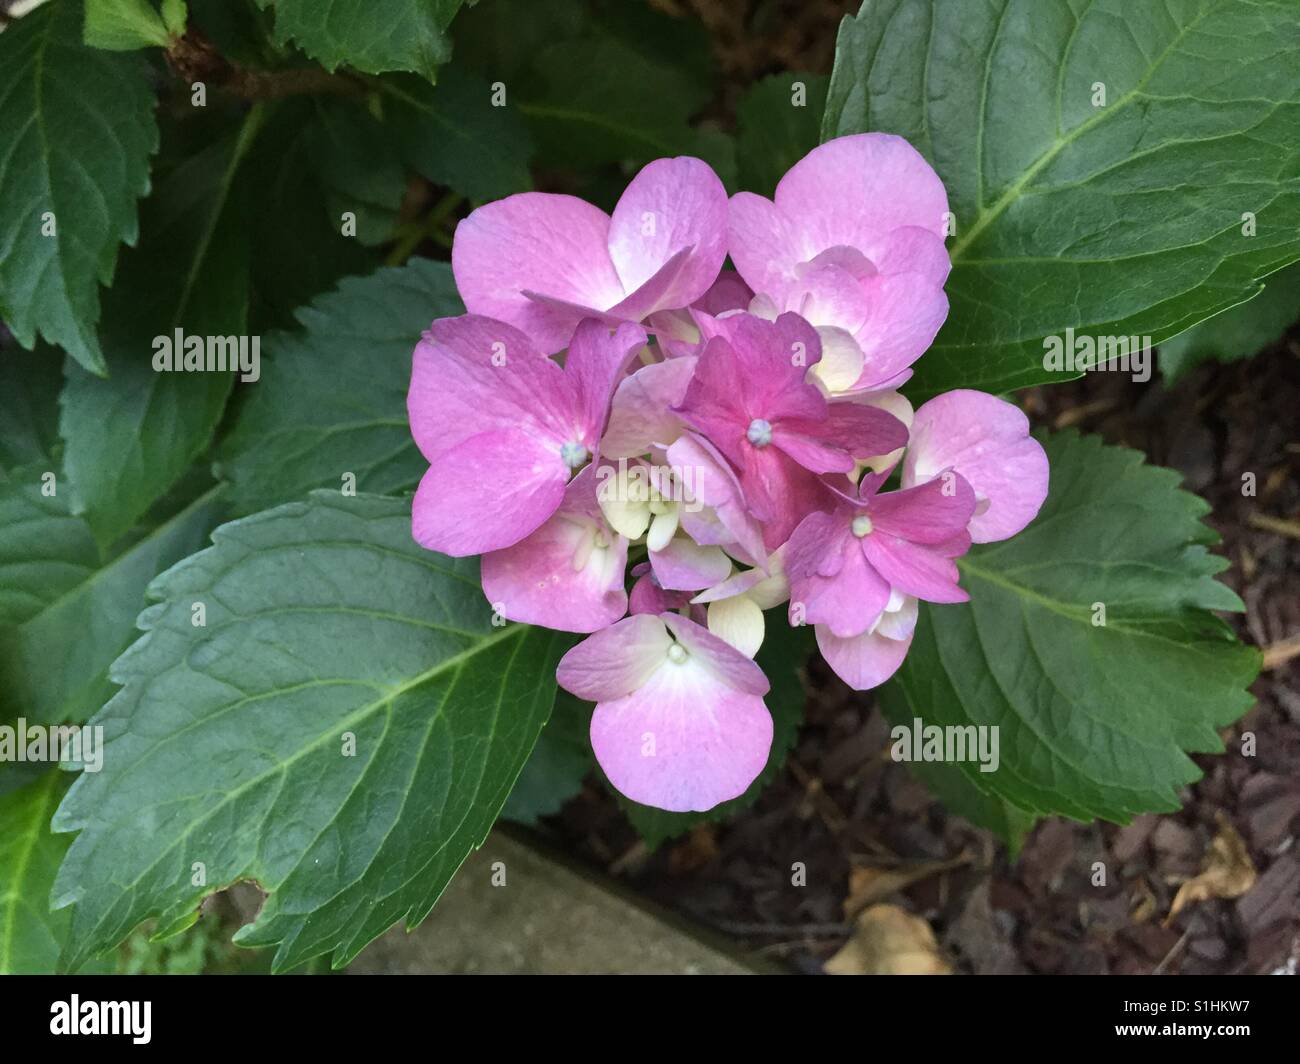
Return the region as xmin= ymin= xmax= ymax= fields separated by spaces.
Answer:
xmin=560 ymin=441 xmax=589 ymax=469
xmin=851 ymin=515 xmax=874 ymax=538
xmin=746 ymin=418 xmax=773 ymax=447
xmin=666 ymin=643 xmax=688 ymax=665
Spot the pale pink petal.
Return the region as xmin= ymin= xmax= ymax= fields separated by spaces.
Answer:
xmin=650 ymin=536 xmax=732 ymax=591
xmin=727 ymin=190 xmax=804 ymax=301
xmin=411 ymin=430 xmax=567 ymax=556
xmin=854 ymin=272 xmax=949 ymax=385
xmin=557 ymin=614 xmax=673 ymax=701
xmin=868 ymin=226 xmax=951 ymax=287
xmin=601 ymin=356 xmax=697 ymax=459
xmin=773 ymin=134 xmax=949 ymax=260
xmin=590 ymin=662 xmax=772 ymax=812
xmin=607 ymin=157 xmax=728 ymax=309
xmin=667 ymin=431 xmax=766 ymax=563
xmin=903 ymin=390 xmax=1050 ymax=543
xmin=566 ymin=320 xmax=649 ymax=441
xmin=816 ymin=624 xmax=912 ymax=691
xmin=790 ymin=538 xmax=890 ymax=638
xmin=452 ymin=194 xmax=625 ymax=352
xmin=662 ymin=612 xmax=770 ymax=695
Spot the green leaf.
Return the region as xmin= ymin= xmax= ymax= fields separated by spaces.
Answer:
xmin=1161 ymin=262 xmax=1300 ymax=381
xmin=736 ymin=73 xmax=829 ymax=197
xmin=0 ymin=0 xmax=159 ymax=376
xmin=823 ymin=0 xmax=1300 ymax=399
xmin=0 ymin=772 xmax=75 ymax=973
xmin=884 ymin=430 xmax=1260 ymax=824
xmin=382 ymin=69 xmax=534 ymax=201
xmin=0 ymin=466 xmax=99 ymax=630
xmin=620 ymin=619 xmax=815 ymax=848
xmin=51 ymin=492 xmax=566 ymax=971
xmin=84 ymin=0 xmax=170 ymax=50
xmin=161 ymin=0 xmax=187 ymax=36
xmin=502 ymin=687 xmax=590 ymax=826
xmin=307 ymin=97 xmax=407 ymax=247
xmin=218 ymin=258 xmax=461 ymax=513
xmin=252 ymin=0 xmax=467 ymax=78
xmin=58 ymin=110 xmax=263 ymax=547
xmin=0 ymin=485 xmax=225 ymax=727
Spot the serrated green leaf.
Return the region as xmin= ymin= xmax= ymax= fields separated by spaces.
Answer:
xmin=84 ymin=0 xmax=170 ymax=50
xmin=382 ymin=69 xmax=534 ymax=201
xmin=58 ymin=109 xmax=263 ymax=547
xmin=51 ymin=492 xmax=566 ymax=971
xmin=160 ymin=0 xmax=187 ymax=36
xmin=218 ymin=258 xmax=461 ymax=514
xmin=0 ymin=0 xmax=159 ymax=376
xmin=308 ymin=97 xmax=407 ymax=247
xmin=252 ymin=0 xmax=467 ymax=78
xmin=1160 ymin=261 xmax=1300 ymax=381
xmin=0 ymin=484 xmax=225 ymax=727
xmin=884 ymin=430 xmax=1260 ymax=824
xmin=620 ymin=619 xmax=815 ymax=849
xmin=736 ymin=73 xmax=829 ymax=197
xmin=823 ymin=0 xmax=1300 ymax=400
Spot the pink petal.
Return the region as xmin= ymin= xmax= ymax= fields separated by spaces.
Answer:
xmin=816 ymin=623 xmax=912 ymax=691
xmin=773 ymin=134 xmax=949 ymax=264
xmin=860 ymin=533 xmax=968 ymax=604
xmin=790 ymin=537 xmax=890 ymax=638
xmin=452 ymin=193 xmax=624 ymax=352
xmin=693 ymin=270 xmax=753 ymax=315
xmin=601 ymin=355 xmax=697 ymax=459
xmin=411 ymin=429 xmax=568 ymax=556
xmin=408 ymin=315 xmax=576 ymax=463
xmin=649 ymin=535 xmax=732 ymax=591
xmin=869 ymin=474 xmax=976 ymax=545
xmin=557 ymin=614 xmax=673 ymax=701
xmin=666 ymin=431 xmax=767 ymax=563
xmin=868 ymin=226 xmax=951 ymax=287
xmin=662 ymin=612 xmax=770 ymax=696
xmin=727 ymin=190 xmax=804 ymax=302
xmin=566 ymin=319 xmax=649 ymax=443
xmin=607 ymin=157 xmax=728 ymax=310
xmin=854 ymin=271 xmax=949 ymax=384
xmin=903 ymin=390 xmax=1050 ymax=543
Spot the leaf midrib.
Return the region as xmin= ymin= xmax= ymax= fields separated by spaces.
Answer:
xmin=0 ymin=772 xmax=59 ymax=974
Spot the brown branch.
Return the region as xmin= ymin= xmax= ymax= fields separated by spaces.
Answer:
xmin=164 ymin=30 xmax=363 ymax=100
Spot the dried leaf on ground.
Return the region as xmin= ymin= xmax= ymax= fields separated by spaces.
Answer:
xmin=1166 ymin=814 xmax=1257 ymax=924
xmin=825 ymin=904 xmax=953 ymax=975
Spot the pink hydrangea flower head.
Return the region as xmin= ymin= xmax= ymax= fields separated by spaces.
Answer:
xmin=452 ymin=157 xmax=728 ymax=353
xmin=729 ymin=134 xmax=951 ymax=391
xmin=673 ymin=311 xmax=909 ymax=546
xmin=479 ymin=466 xmax=629 ymax=633
xmin=408 ymin=316 xmax=646 ymax=556
xmin=902 ymin=390 xmax=1050 ymax=543
xmin=785 ymin=468 xmax=976 ymax=642
xmin=557 ymin=612 xmax=773 ymax=812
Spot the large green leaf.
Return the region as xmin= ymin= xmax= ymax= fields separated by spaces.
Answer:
xmin=1160 ymin=261 xmax=1300 ymax=381
xmin=0 ymin=772 xmax=75 ymax=973
xmin=0 ymin=347 xmax=63 ymax=472
xmin=823 ymin=0 xmax=1300 ymax=399
xmin=619 ymin=620 xmax=815 ymax=848
xmin=252 ymin=0 xmax=467 ymax=78
xmin=217 ymin=258 xmax=461 ymax=514
xmin=58 ymin=111 xmax=263 ymax=546
xmin=382 ymin=69 xmax=534 ymax=202
xmin=52 ymin=493 xmax=566 ymax=971
xmin=83 ymin=0 xmax=171 ymax=50
xmin=884 ymin=430 xmax=1259 ymax=823
xmin=0 ymin=0 xmax=158 ymax=376
xmin=0 ymin=485 xmax=225 ymax=727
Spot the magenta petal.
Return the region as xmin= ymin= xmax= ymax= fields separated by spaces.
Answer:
xmin=903 ymin=390 xmax=1050 ymax=543
xmin=693 ymin=270 xmax=753 ymax=315
xmin=869 ymin=474 xmax=976 ymax=545
xmin=590 ymin=664 xmax=772 ymax=812
xmin=816 ymin=623 xmax=912 ymax=691
xmin=452 ymin=193 xmax=625 ymax=352
xmin=860 ymin=533 xmax=968 ymax=603
xmin=566 ymin=319 xmax=649 ymax=441
xmin=411 ymin=429 xmax=567 ymax=556
xmin=557 ymin=614 xmax=673 ymax=701
xmin=607 ymin=157 xmax=729 ymax=307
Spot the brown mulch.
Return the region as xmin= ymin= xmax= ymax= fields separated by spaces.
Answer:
xmin=547 ymin=336 xmax=1300 ymax=975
